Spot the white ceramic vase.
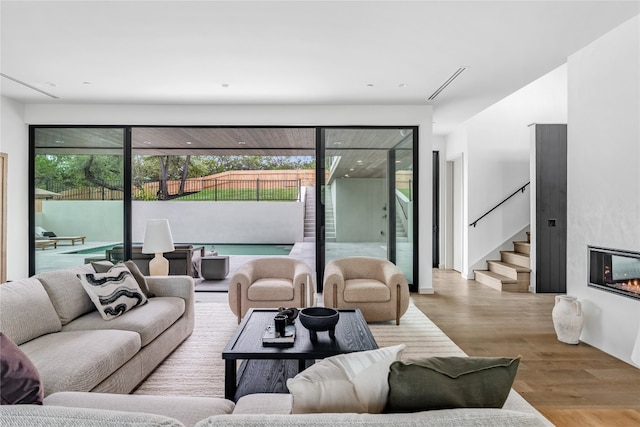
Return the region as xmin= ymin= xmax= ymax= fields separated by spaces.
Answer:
xmin=552 ymin=295 xmax=584 ymax=344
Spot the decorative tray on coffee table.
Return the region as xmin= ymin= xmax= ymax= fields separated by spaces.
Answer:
xmin=261 ymin=324 xmax=296 ymax=347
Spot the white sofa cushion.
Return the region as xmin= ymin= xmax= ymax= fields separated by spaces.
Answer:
xmin=20 ymin=330 xmax=141 ymax=396
xmin=44 ymin=392 xmax=235 ymax=427
xmin=37 ymin=265 xmax=97 ymax=325
xmin=195 ymin=409 xmax=548 ymax=427
xmin=0 ymin=278 xmax=61 ymax=345
xmin=62 ymin=297 xmax=185 ymax=346
xmin=0 ymin=404 xmax=184 ymax=427
xmin=286 ymin=344 xmax=405 ymax=414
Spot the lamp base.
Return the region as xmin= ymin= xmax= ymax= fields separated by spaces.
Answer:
xmin=149 ymin=253 xmax=169 ymax=276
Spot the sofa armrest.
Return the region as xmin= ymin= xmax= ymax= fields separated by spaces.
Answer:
xmin=232 ymin=393 xmax=292 ymax=415
xmin=380 ymin=262 xmax=406 ymax=288
xmin=146 ymin=275 xmax=195 ymax=334
xmin=146 ymin=275 xmax=194 ymax=300
xmin=45 ymin=392 xmax=235 ymax=427
xmin=322 ymin=262 xmax=346 ymax=309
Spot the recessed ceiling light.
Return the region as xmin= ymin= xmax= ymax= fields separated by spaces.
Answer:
xmin=349 ymin=168 xmax=355 ymax=171
xmin=185 ymin=141 xmax=192 ymax=145
xmin=54 ymin=140 xmax=64 ymax=144
xmin=44 ymin=82 xmax=56 ymax=87
xmin=356 ymin=160 xmax=363 ymax=164
xmin=395 ymin=160 xmax=402 ymax=163
xmin=238 ymin=141 xmax=246 ymax=145
xmin=333 ymin=141 xmax=342 ymax=145
xmin=143 ymin=141 xmax=152 ymax=145
xmin=344 ymin=174 xmax=350 ymax=177
xmin=398 ymin=83 xmax=407 ymax=88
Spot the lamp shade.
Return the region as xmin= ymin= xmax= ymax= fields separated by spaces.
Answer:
xmin=141 ymin=219 xmax=175 ymax=254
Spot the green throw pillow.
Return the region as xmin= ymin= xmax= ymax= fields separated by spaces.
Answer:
xmin=386 ymin=356 xmax=520 ymax=412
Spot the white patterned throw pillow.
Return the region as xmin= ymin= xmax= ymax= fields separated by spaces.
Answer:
xmin=77 ymin=264 xmax=148 ymax=321
xmin=286 ymin=344 xmax=406 ymax=414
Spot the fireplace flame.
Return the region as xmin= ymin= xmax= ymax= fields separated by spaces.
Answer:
xmin=620 ymin=278 xmax=640 ymax=294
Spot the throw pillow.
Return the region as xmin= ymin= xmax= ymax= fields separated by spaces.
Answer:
xmin=0 ymin=333 xmax=44 ymax=405
xmin=386 ymin=356 xmax=521 ymax=412
xmin=286 ymin=344 xmax=405 ymax=414
xmin=124 ymin=260 xmax=155 ymax=298
xmin=77 ymin=264 xmax=148 ymax=321
xmin=91 ymin=260 xmax=114 ymax=273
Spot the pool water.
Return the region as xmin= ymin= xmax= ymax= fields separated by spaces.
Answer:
xmin=65 ymin=243 xmax=293 ymax=256
xmin=207 ymin=244 xmax=293 ymax=256
xmin=65 ymin=244 xmax=117 ymax=255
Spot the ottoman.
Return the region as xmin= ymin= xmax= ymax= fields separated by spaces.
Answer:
xmin=201 ymin=256 xmax=230 ymax=280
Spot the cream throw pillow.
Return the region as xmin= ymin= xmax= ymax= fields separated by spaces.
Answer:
xmin=286 ymin=344 xmax=405 ymax=414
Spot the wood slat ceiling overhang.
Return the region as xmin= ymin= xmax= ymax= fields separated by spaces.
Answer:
xmin=132 ymin=127 xmax=316 ymax=156
xmin=33 ymin=127 xmax=414 ymax=180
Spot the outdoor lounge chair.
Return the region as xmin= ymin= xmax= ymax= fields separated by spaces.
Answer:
xmin=35 ymin=227 xmax=86 ymax=246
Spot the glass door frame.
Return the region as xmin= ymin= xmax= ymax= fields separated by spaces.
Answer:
xmin=28 ymin=125 xmax=132 ymax=275
xmin=315 ymin=126 xmax=419 ymax=292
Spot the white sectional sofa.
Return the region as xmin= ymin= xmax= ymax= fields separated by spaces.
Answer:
xmin=0 ymin=264 xmax=554 ymax=426
xmin=0 ymin=263 xmax=194 ymax=396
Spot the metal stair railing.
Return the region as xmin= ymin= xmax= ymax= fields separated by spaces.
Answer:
xmin=469 ymin=182 xmax=530 ymax=228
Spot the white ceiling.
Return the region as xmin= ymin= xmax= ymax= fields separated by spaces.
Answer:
xmin=1 ymin=1 xmax=638 ymax=135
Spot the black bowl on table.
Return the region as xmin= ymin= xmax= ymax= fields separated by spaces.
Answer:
xmin=299 ymin=307 xmax=340 ymax=341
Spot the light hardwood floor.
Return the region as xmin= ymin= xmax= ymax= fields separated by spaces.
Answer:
xmin=412 ymin=269 xmax=640 ymax=427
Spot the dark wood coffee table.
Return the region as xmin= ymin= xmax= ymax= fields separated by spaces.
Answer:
xmin=222 ymin=308 xmax=378 ymax=401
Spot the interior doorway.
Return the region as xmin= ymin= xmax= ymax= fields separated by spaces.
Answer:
xmin=445 ymin=154 xmax=464 ymax=273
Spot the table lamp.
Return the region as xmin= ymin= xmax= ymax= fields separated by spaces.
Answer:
xmin=141 ymin=219 xmax=175 ymax=276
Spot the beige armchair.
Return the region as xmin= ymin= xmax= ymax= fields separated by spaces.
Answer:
xmin=228 ymin=257 xmax=314 ymax=324
xmin=323 ymin=257 xmax=409 ymax=325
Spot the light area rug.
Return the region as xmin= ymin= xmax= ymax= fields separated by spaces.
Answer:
xmin=134 ymin=299 xmax=465 ymax=398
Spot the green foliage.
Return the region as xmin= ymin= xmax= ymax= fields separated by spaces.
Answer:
xmin=35 ymin=154 xmax=123 ymax=191
xmin=132 ymin=155 xmax=314 ymax=182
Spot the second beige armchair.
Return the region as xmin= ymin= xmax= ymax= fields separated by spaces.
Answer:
xmin=228 ymin=257 xmax=314 ymax=324
xmin=323 ymin=256 xmax=409 ymax=325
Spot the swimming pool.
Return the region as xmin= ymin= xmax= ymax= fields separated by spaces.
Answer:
xmin=205 ymin=244 xmax=293 ymax=256
xmin=64 ymin=244 xmax=118 ymax=255
xmin=65 ymin=243 xmax=293 ymax=256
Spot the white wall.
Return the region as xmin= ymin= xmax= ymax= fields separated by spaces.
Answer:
xmin=0 ymin=97 xmax=29 ymax=280
xmin=40 ymin=201 xmax=123 ymax=241
xmin=446 ymin=65 xmax=568 ymax=278
xmin=567 ymin=15 xmax=640 ymax=367
xmin=132 ymin=201 xmax=303 ymax=243
xmin=6 ymin=104 xmax=434 ymax=293
xmin=334 ymin=178 xmax=386 ymax=242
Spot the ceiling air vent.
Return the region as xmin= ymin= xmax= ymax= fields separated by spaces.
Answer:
xmin=0 ymin=73 xmax=59 ymax=99
xmin=427 ymin=67 xmax=468 ymax=101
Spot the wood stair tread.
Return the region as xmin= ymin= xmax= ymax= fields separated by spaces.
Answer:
xmin=487 ymin=260 xmax=531 ymax=273
xmin=501 ymin=250 xmax=529 ymax=256
xmin=475 ymin=270 xmax=517 ymax=283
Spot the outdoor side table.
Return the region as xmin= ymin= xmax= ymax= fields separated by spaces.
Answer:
xmin=201 ymin=256 xmax=229 ymax=280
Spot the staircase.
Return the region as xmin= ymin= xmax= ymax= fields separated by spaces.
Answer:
xmin=395 ymin=215 xmax=408 ymax=242
xmin=474 ymin=232 xmax=531 ymax=292
xmin=303 ymin=187 xmax=315 ymax=242
xmin=324 ymin=186 xmax=336 ymax=242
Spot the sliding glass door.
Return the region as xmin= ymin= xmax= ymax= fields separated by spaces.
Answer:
xmin=31 ymin=127 xmax=128 ymax=274
xmin=317 ymin=127 xmax=417 ymax=290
